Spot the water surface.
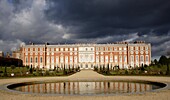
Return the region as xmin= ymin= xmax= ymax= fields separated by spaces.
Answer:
xmin=8 ymin=81 xmax=165 ymax=95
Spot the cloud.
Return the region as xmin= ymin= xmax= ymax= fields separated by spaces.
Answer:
xmin=0 ymin=0 xmax=68 ymax=51
xmin=0 ymin=39 xmax=25 ymax=52
xmin=124 ymin=33 xmax=139 ymax=42
xmin=0 ymin=0 xmax=170 ymax=59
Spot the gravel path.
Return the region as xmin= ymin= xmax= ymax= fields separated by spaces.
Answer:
xmin=0 ymin=70 xmax=170 ymax=100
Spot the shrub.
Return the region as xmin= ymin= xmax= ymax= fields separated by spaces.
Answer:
xmin=45 ymin=70 xmax=50 ymax=76
xmin=125 ymin=70 xmax=128 ymax=74
xmin=131 ymin=70 xmax=137 ymax=75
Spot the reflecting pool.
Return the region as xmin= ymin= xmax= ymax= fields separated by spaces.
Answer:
xmin=8 ymin=81 xmax=165 ymax=95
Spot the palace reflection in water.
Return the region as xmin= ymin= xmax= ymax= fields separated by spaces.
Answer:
xmin=14 ymin=81 xmax=155 ymax=95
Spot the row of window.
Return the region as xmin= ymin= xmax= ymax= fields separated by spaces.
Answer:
xmin=24 ymin=46 xmax=149 ymax=52
xmin=25 ymin=55 xmax=149 ymax=63
xmin=26 ymin=57 xmax=43 ymax=63
xmin=25 ymin=50 xmax=149 ymax=56
xmin=25 ymin=47 xmax=78 ymax=52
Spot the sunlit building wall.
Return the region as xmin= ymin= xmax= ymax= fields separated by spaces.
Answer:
xmin=20 ymin=41 xmax=151 ymax=69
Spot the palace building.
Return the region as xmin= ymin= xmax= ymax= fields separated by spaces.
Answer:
xmin=19 ymin=41 xmax=151 ymax=69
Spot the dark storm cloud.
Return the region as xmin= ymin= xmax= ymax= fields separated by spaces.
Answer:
xmin=0 ymin=0 xmax=170 ymax=58
xmin=44 ymin=0 xmax=170 ymax=57
xmin=45 ymin=0 xmax=170 ymax=37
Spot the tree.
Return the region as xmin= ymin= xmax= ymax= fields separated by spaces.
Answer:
xmin=4 ymin=66 xmax=7 ymax=76
xmin=106 ymin=64 xmax=110 ymax=74
xmin=63 ymin=64 xmax=66 ymax=75
xmin=154 ymin=59 xmax=158 ymax=65
xmin=26 ymin=65 xmax=29 ymax=72
xmin=10 ymin=65 xmax=16 ymax=73
xmin=158 ymin=55 xmax=170 ymax=75
xmin=159 ymin=55 xmax=168 ymax=65
xmin=56 ymin=65 xmax=59 ymax=73
xmin=30 ymin=65 xmax=33 ymax=74
xmin=140 ymin=63 xmax=145 ymax=71
xmin=166 ymin=57 xmax=170 ymax=75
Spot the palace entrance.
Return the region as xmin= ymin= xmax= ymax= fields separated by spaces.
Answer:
xmin=78 ymin=46 xmax=95 ymax=69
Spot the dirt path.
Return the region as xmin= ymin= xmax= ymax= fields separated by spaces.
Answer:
xmin=68 ymin=70 xmax=104 ymax=79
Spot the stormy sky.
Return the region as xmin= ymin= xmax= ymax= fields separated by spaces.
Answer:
xmin=0 ymin=0 xmax=170 ymax=59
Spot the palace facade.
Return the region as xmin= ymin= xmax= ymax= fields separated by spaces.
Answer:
xmin=20 ymin=41 xmax=151 ymax=69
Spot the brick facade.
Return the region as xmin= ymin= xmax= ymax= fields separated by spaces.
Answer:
xmin=20 ymin=42 xmax=151 ymax=69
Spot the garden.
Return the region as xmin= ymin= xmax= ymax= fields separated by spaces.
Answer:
xmin=94 ymin=55 xmax=170 ymax=76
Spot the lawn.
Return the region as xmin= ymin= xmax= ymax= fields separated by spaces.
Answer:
xmin=0 ymin=66 xmax=77 ymax=77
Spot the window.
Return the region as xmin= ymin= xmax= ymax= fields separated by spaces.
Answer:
xmin=60 ymin=48 xmax=63 ymax=51
xmin=135 ymin=47 xmax=138 ymax=50
xmin=91 ymin=64 xmax=93 ymax=68
xmin=70 ymin=56 xmax=73 ymax=63
xmin=65 ymin=56 xmax=68 ymax=63
xmin=146 ymin=55 xmax=149 ymax=62
xmin=56 ymin=48 xmax=59 ymax=51
xmin=26 ymin=57 xmax=28 ymax=63
xmin=140 ymin=46 xmax=143 ymax=50
xmin=105 ymin=47 xmax=108 ymax=51
xmin=96 ymin=56 xmax=99 ymax=62
xmin=35 ymin=57 xmax=38 ymax=63
xmin=114 ymin=56 xmax=118 ymax=63
xmin=124 ymin=56 xmax=126 ymax=62
xmin=101 ymin=56 xmax=104 ymax=62
xmin=40 ymin=57 xmax=43 ymax=63
xmin=60 ymin=56 xmax=63 ymax=63
xmin=140 ymin=55 xmax=144 ymax=62
xmin=80 ymin=55 xmax=83 ymax=62
xmin=119 ymin=55 xmax=122 ymax=62
xmin=74 ymin=48 xmax=77 ymax=51
xmin=70 ymin=52 xmax=73 ymax=55
xmin=65 ymin=48 xmax=68 ymax=51
xmin=90 ymin=55 xmax=93 ymax=61
xmin=145 ymin=46 xmax=148 ymax=50
xmin=114 ymin=47 xmax=117 ymax=51
xmin=74 ymin=56 xmax=77 ymax=63
xmin=119 ymin=47 xmax=122 ymax=50
xmin=105 ymin=55 xmax=108 ymax=63
xmin=86 ymin=64 xmax=88 ymax=68
xmin=51 ymin=57 xmax=54 ymax=63
xmin=136 ymin=55 xmax=138 ymax=62
xmin=100 ymin=47 xmax=103 ymax=51
xmin=56 ymin=56 xmax=59 ymax=63
xmin=91 ymin=48 xmax=93 ymax=51
xmin=110 ymin=47 xmax=113 ymax=51
xmin=70 ymin=48 xmax=73 ymax=51
xmin=124 ymin=47 xmax=126 ymax=50
xmin=131 ymin=55 xmax=134 ymax=62
xmin=131 ymin=47 xmax=133 ymax=50
xmin=110 ymin=55 xmax=113 ymax=62
xmin=96 ymin=47 xmax=99 ymax=51
xmin=30 ymin=57 xmax=32 ymax=63
xmin=136 ymin=51 xmax=138 ymax=54
xmin=47 ymin=57 xmax=50 ymax=63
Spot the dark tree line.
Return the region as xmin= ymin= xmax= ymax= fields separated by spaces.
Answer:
xmin=146 ymin=55 xmax=170 ymax=75
xmin=0 ymin=57 xmax=23 ymax=67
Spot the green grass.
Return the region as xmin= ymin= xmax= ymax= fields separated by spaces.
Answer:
xmin=96 ymin=64 xmax=170 ymax=76
xmin=0 ymin=66 xmax=28 ymax=73
xmin=0 ymin=66 xmax=77 ymax=78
